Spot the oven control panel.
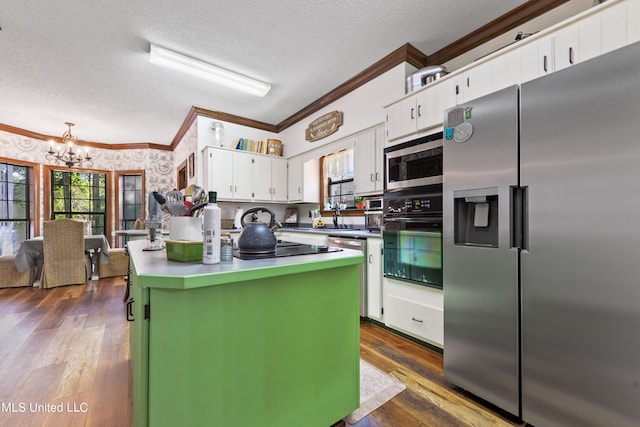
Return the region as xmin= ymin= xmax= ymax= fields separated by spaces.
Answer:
xmin=384 ymin=194 xmax=442 ymax=215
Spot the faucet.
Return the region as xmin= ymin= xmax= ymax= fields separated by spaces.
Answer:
xmin=333 ymin=204 xmax=340 ymax=228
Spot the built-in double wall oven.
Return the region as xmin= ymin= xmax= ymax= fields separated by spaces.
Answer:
xmin=383 ymin=132 xmax=443 ymax=289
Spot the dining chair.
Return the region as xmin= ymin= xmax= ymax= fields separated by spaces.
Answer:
xmin=40 ymin=219 xmax=91 ymax=288
xmin=98 ymin=247 xmax=129 ymax=279
xmin=0 ymin=255 xmax=33 ymax=288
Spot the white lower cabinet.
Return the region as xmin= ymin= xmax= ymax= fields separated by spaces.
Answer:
xmin=384 ymin=278 xmax=443 ymax=348
xmin=366 ymin=237 xmax=383 ymax=321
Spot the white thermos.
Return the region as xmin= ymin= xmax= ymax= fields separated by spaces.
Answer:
xmin=202 ymin=191 xmax=221 ymax=264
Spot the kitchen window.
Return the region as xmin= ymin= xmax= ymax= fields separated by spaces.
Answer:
xmin=0 ymin=160 xmax=36 ymax=255
xmin=321 ymin=149 xmax=359 ymax=213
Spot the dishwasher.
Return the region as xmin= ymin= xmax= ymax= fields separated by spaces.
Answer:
xmin=327 ymin=235 xmax=367 ymax=318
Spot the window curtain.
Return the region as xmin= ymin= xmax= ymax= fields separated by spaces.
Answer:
xmin=323 ymin=149 xmax=354 ymax=181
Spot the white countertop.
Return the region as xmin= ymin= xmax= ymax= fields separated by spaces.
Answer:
xmin=128 ymin=239 xmax=364 ymax=290
xmin=279 ymin=227 xmax=381 ymax=239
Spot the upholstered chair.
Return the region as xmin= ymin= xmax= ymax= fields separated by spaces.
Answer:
xmin=41 ymin=219 xmax=91 ymax=288
xmin=0 ymin=255 xmax=33 ymax=288
xmin=98 ymin=247 xmax=129 ymax=279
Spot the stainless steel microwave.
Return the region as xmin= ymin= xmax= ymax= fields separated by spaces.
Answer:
xmin=384 ymin=132 xmax=443 ymax=191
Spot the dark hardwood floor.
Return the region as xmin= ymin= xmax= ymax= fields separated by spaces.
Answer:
xmin=0 ymin=278 xmax=131 ymax=427
xmin=0 ymin=278 xmax=524 ymax=427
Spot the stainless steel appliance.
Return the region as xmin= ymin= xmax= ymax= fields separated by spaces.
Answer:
xmin=234 ymin=240 xmax=340 ymax=260
xmin=364 ymin=196 xmax=383 ymax=232
xmin=384 ymin=132 xmax=443 ymax=192
xmin=364 ymin=196 xmax=383 ymax=211
xmin=406 ymin=65 xmax=448 ymax=93
xmin=364 ymin=211 xmax=382 ymax=232
xmin=327 ymin=235 xmax=367 ymax=317
xmin=383 ymin=188 xmax=442 ymax=289
xmin=443 ymin=42 xmax=640 ymax=427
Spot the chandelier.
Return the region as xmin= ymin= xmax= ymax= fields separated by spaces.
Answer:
xmin=46 ymin=122 xmax=92 ymax=168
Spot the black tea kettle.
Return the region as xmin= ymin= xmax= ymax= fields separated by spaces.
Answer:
xmin=237 ymin=207 xmax=282 ymax=254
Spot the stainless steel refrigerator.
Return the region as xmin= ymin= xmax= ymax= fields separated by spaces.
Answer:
xmin=443 ymin=41 xmax=640 ymax=427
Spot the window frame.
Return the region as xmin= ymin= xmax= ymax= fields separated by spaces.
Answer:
xmin=43 ymin=165 xmax=112 ymax=240
xmin=114 ymin=170 xmax=145 ymax=245
xmin=0 ymin=157 xmax=39 ymax=248
xmin=318 ymin=155 xmax=363 ymax=217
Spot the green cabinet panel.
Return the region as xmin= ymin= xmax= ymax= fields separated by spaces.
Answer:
xmin=128 ymin=241 xmax=362 ymax=427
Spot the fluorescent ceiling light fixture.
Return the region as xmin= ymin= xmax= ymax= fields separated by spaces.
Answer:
xmin=149 ymin=44 xmax=271 ymax=97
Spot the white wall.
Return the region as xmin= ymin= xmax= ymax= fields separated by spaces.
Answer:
xmin=0 ymin=129 xmax=175 ymax=238
xmin=279 ymin=63 xmax=409 ymax=159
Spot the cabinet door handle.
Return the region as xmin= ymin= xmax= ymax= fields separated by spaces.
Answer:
xmin=455 ymin=84 xmax=459 ymax=95
xmin=375 ymin=172 xmax=380 ymax=182
xmin=368 ymin=254 xmax=373 ymax=263
xmin=298 ymin=186 xmax=301 ymax=194
xmin=126 ymin=298 xmax=134 ymax=322
xmin=417 ymin=104 xmax=422 ymax=117
xmin=466 ymin=77 xmax=470 ymax=87
xmin=411 ymin=317 xmax=423 ymax=323
xmin=569 ymin=47 xmax=574 ymax=65
xmin=229 ymin=185 xmax=233 ymax=192
xmin=543 ymin=55 xmax=548 ymax=72
xmin=410 ymin=107 xmax=415 ymax=120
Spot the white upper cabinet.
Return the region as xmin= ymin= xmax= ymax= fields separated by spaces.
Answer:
xmin=386 ymin=83 xmax=446 ymax=141
xmin=250 ymin=155 xmax=288 ymax=202
xmin=462 ymin=60 xmax=494 ymax=102
xmin=203 ymin=147 xmax=234 ymax=200
xmin=386 ymin=96 xmax=419 ymax=141
xmin=386 ymin=0 xmax=635 ymax=143
xmin=520 ymin=35 xmax=554 ymax=83
xmin=231 ymin=151 xmax=254 ymax=201
xmin=577 ymin=14 xmax=602 ymax=63
xmin=417 ymin=80 xmax=447 ymax=127
xmin=270 ymin=157 xmax=288 ymax=202
xmin=553 ymin=24 xmax=580 ymax=71
xmin=287 ymin=155 xmax=304 ymax=202
xmin=287 ymin=155 xmax=320 ymax=203
xmin=553 ymin=1 xmax=627 ymax=73
xmin=629 ymin=0 xmax=640 ymax=44
xmin=601 ymin=2 xmax=627 ymax=54
xmin=203 ymin=146 xmax=286 ymax=202
xmin=252 ymin=155 xmax=272 ymax=201
xmin=355 ymin=126 xmax=384 ymax=195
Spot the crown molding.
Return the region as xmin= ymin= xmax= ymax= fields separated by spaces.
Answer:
xmin=275 ymin=43 xmax=428 ymax=132
xmin=427 ymin=0 xmax=570 ymax=65
xmin=0 ymin=123 xmax=172 ymax=151
xmin=3 ymin=0 xmax=570 ymax=150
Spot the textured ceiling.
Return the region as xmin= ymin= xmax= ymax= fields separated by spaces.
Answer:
xmin=2 ymin=0 xmax=544 ymax=145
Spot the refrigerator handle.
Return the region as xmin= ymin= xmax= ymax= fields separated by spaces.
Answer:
xmin=510 ymin=186 xmax=529 ymax=251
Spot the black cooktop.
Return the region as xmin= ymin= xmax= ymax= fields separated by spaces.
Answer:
xmin=233 ymin=241 xmax=342 ymax=260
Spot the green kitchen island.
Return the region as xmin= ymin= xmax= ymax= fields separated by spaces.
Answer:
xmin=127 ymin=239 xmax=363 ymax=427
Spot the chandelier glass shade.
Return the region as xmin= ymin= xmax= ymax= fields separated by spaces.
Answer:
xmin=46 ymin=122 xmax=92 ymax=168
